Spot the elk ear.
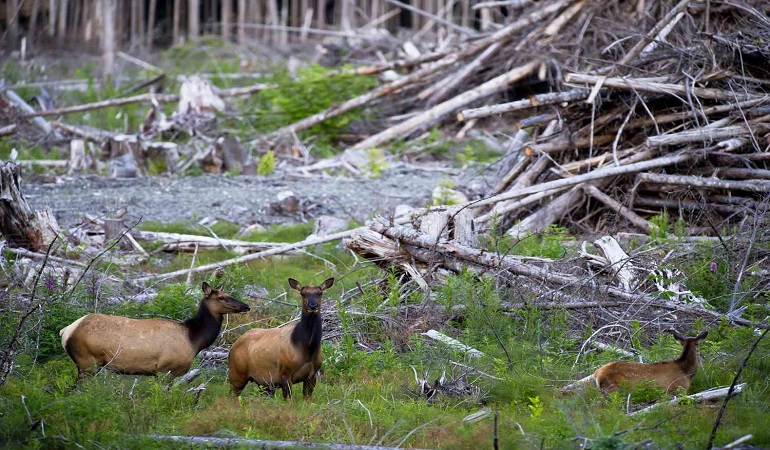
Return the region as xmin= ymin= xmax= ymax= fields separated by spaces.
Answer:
xmin=695 ymin=330 xmax=709 ymax=341
xmin=215 ymin=284 xmax=225 ymax=292
xmin=202 ymin=282 xmax=212 ymax=296
xmin=288 ymin=278 xmax=302 ymax=291
xmin=320 ymin=277 xmax=335 ymax=291
xmin=670 ymin=330 xmax=685 ymax=342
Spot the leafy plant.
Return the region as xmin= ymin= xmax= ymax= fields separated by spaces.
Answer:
xmin=257 ymin=150 xmax=276 ymax=176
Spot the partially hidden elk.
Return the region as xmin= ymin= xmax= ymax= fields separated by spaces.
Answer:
xmin=228 ymin=277 xmax=334 ymax=399
xmin=60 ymin=282 xmax=250 ymax=381
xmin=562 ymin=330 xmax=709 ymax=394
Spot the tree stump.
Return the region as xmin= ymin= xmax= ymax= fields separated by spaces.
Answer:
xmin=0 ymin=163 xmax=60 ymax=251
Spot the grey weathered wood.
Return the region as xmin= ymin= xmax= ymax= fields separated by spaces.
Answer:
xmin=637 ymin=173 xmax=770 ymax=193
xmin=458 ymin=89 xmax=589 ymax=122
xmin=148 ymin=435 xmax=433 ymax=450
xmin=0 ymin=163 xmax=60 ymax=251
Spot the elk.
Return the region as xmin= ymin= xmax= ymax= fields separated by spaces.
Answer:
xmin=562 ymin=330 xmax=709 ymax=394
xmin=60 ymin=282 xmax=250 ymax=381
xmin=228 ymin=277 xmax=334 ymax=399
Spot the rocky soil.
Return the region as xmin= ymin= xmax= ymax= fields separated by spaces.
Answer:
xmin=25 ymin=166 xmax=469 ymax=228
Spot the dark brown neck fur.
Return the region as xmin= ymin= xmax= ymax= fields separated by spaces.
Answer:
xmin=184 ymin=301 xmax=223 ymax=353
xmin=675 ymin=340 xmax=699 ymax=377
xmin=291 ymin=311 xmax=322 ymax=356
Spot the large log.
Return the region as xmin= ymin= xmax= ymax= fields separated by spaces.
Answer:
xmin=148 ymin=435 xmax=432 ymax=450
xmin=350 ymin=61 xmax=541 ymax=151
xmin=0 ymin=163 xmax=60 ymax=252
xmin=471 ymin=152 xmax=697 ymax=209
xmin=565 ymin=73 xmax=759 ymax=102
xmin=457 ymin=89 xmax=589 ymax=122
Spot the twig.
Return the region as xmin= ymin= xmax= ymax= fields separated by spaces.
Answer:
xmin=705 ymin=328 xmax=769 ymax=449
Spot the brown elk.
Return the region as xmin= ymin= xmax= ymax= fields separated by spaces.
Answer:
xmin=60 ymin=282 xmax=249 ymax=381
xmin=228 ymin=277 xmax=334 ymax=399
xmin=562 ymin=330 xmax=709 ymax=394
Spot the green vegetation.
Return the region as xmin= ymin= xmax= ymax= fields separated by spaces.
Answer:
xmin=1 ymin=220 xmax=768 ymax=449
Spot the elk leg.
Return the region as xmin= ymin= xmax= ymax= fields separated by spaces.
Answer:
xmin=281 ymin=382 xmax=292 ymax=400
xmin=303 ymin=375 xmax=316 ymax=399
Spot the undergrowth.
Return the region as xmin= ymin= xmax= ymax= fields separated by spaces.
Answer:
xmin=2 ymin=222 xmax=770 ymax=449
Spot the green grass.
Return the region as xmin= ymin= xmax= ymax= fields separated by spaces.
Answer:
xmin=2 ymin=222 xmax=770 ymax=449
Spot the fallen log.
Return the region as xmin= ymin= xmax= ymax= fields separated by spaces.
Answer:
xmin=564 ymin=73 xmax=759 ymax=102
xmin=629 ymin=384 xmax=746 ymax=416
xmin=471 ymin=151 xmax=697 ymax=209
xmin=0 ymin=124 xmax=17 ymax=137
xmin=457 ymin=89 xmax=589 ymax=122
xmin=147 ymin=435 xmax=433 ymax=450
xmin=26 ymin=83 xmax=274 ymax=118
xmin=582 ymin=184 xmax=653 ymax=232
xmin=360 ymin=219 xmax=765 ymax=328
xmin=646 ymin=126 xmax=753 ymax=147
xmin=636 ymin=173 xmax=770 ymax=193
xmin=133 ymin=230 xmax=287 ymax=254
xmin=350 ymin=61 xmax=541 ymax=151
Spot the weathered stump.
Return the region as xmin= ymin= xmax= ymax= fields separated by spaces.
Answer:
xmin=0 ymin=163 xmax=60 ymax=251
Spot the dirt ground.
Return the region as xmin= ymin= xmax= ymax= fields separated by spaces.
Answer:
xmin=25 ymin=166 xmax=470 ymax=228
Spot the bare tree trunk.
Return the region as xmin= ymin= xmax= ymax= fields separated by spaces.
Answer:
xmin=57 ymin=0 xmax=68 ymax=41
xmin=5 ymin=0 xmax=19 ymax=50
xmin=266 ymin=0 xmax=279 ymax=43
xmin=101 ymin=0 xmax=116 ymax=80
xmin=173 ymin=0 xmax=182 ymax=44
xmin=237 ymin=0 xmax=246 ymax=43
xmin=130 ymin=0 xmax=138 ymax=45
xmin=147 ymin=0 xmax=157 ymax=48
xmin=29 ymin=0 xmax=41 ymax=43
xmin=340 ymin=0 xmax=352 ymax=33
xmin=188 ymin=0 xmax=200 ymax=39
xmin=49 ymin=0 xmax=57 ymax=36
xmin=317 ymin=0 xmax=325 ymax=29
xmin=221 ymin=0 xmax=233 ymax=41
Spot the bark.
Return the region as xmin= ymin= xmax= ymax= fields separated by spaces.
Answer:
xmin=0 ymin=163 xmax=60 ymax=251
xmin=148 ymin=435 xmax=432 ymax=450
xmin=27 ymin=83 xmax=272 ymax=118
xmin=458 ymin=89 xmax=590 ymax=121
xmin=583 ymin=184 xmax=653 ymax=232
xmin=471 ymin=152 xmax=696 ymax=209
xmin=565 ymin=73 xmax=759 ymax=102
xmin=350 ymin=61 xmax=541 ymax=151
xmin=636 ymin=173 xmax=770 ymax=193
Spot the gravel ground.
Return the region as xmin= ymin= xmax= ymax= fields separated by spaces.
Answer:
xmin=25 ymin=166 xmax=466 ymax=228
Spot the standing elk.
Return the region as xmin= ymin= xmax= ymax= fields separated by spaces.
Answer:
xmin=60 ymin=282 xmax=249 ymax=381
xmin=228 ymin=277 xmax=334 ymax=399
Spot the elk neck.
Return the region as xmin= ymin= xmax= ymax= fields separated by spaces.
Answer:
xmin=675 ymin=340 xmax=700 ymax=376
xmin=184 ymin=300 xmax=224 ymax=353
xmin=291 ymin=309 xmax=322 ymax=356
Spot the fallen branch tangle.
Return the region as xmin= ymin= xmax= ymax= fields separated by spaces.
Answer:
xmin=346 ymin=218 xmax=766 ymax=329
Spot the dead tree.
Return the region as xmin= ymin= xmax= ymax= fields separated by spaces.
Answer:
xmin=0 ymin=163 xmax=60 ymax=252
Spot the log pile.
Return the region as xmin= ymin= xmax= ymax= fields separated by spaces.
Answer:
xmin=238 ymin=0 xmax=770 ymax=236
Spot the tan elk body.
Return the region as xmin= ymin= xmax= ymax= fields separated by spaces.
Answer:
xmin=228 ymin=277 xmax=334 ymax=399
xmin=563 ymin=330 xmax=708 ymax=394
xmin=60 ymin=282 xmax=249 ymax=380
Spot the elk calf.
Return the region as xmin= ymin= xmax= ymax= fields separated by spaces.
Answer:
xmin=60 ymin=282 xmax=249 ymax=381
xmin=563 ymin=330 xmax=708 ymax=394
xmin=228 ymin=277 xmax=334 ymax=399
